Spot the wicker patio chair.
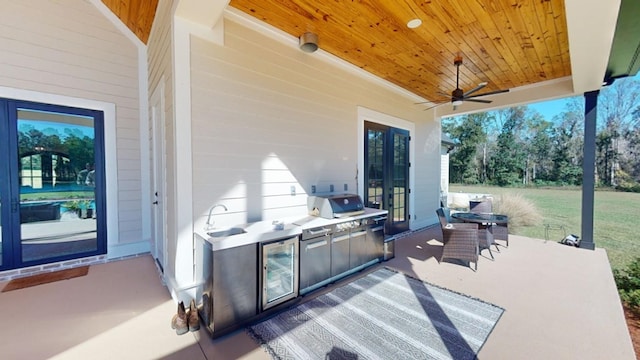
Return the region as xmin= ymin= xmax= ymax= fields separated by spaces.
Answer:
xmin=436 ymin=208 xmax=480 ymax=270
xmin=469 ymin=198 xmax=492 ymax=213
xmin=441 ymin=206 xmax=464 ymax=223
xmin=492 ymin=220 xmax=509 ymax=247
xmin=469 ymin=198 xmax=509 ymax=247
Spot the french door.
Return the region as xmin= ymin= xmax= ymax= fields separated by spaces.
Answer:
xmin=0 ymin=99 xmax=106 ymax=270
xmin=364 ymin=121 xmax=410 ymax=235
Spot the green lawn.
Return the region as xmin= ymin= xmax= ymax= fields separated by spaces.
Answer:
xmin=21 ymin=191 xmax=94 ymax=202
xmin=450 ymin=185 xmax=640 ymax=271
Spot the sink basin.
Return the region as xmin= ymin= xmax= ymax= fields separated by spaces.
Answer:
xmin=207 ymin=227 xmax=247 ymax=238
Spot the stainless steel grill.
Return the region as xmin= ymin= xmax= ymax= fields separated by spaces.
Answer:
xmin=307 ymin=193 xmax=365 ymax=219
xmin=299 ymin=193 xmax=386 ymax=295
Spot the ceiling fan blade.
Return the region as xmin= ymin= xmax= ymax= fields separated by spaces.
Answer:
xmin=421 ymin=100 xmax=451 ymax=111
xmin=463 ymin=82 xmax=487 ymax=97
xmin=465 ymin=88 xmax=509 ymax=99
xmin=415 ymin=90 xmax=455 ymax=105
xmin=415 ymin=99 xmax=447 ymax=106
xmin=422 ymin=103 xmax=443 ymax=111
xmin=464 ymin=98 xmax=492 ymax=104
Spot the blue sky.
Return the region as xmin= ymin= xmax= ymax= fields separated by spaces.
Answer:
xmin=526 ymin=72 xmax=640 ymax=122
xmin=527 ymin=97 xmax=574 ymax=121
xmin=19 ymin=120 xmax=94 ymax=139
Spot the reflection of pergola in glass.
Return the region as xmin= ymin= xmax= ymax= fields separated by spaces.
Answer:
xmin=20 ymin=150 xmax=73 ymax=189
xmin=17 ymin=108 xmax=95 ymax=192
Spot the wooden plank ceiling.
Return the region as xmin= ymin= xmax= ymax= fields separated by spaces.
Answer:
xmin=229 ymin=0 xmax=571 ymax=104
xmin=104 ymin=0 xmax=571 ymax=105
xmin=101 ymin=0 xmax=158 ymax=44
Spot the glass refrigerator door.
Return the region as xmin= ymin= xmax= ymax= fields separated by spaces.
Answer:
xmin=262 ymin=237 xmax=299 ymax=310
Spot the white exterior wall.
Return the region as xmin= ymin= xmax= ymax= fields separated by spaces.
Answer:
xmin=0 ymin=0 xmax=146 ymax=258
xmin=147 ymin=5 xmax=443 ymax=297
xmin=189 ymin=16 xmax=441 ymax=231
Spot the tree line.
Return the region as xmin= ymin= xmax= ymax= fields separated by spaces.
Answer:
xmin=442 ymin=77 xmax=640 ymax=192
xmin=18 ymin=124 xmax=95 ymax=184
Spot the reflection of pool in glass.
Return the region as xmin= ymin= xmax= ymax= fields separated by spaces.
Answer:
xmin=59 ymin=200 xmax=96 ymax=219
xmin=20 ymin=202 xmax=61 ymax=223
xmin=20 ymin=199 xmax=97 ymax=262
xmin=21 ymin=199 xmax=95 ymax=222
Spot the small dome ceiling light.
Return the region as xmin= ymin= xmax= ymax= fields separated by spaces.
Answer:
xmin=404 ymin=0 xmax=422 ymax=29
xmin=407 ymin=18 xmax=422 ymax=29
xmin=299 ymin=32 xmax=319 ymax=53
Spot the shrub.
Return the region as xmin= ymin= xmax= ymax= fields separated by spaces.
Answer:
xmin=492 ymin=192 xmax=542 ymax=232
xmin=616 ymin=182 xmax=640 ymax=193
xmin=533 ymin=179 xmax=557 ymax=187
xmin=63 ymin=200 xmax=82 ymax=212
xmin=615 ymin=170 xmax=640 ymax=193
xmin=614 ymin=258 xmax=640 ymax=311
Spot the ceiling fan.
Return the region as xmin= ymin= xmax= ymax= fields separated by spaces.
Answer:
xmin=419 ymin=55 xmax=509 ymax=111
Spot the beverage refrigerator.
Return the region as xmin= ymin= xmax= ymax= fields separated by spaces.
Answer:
xmin=261 ymin=236 xmax=299 ymax=310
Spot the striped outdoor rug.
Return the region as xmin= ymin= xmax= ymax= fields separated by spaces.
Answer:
xmin=248 ymin=267 xmax=504 ymax=360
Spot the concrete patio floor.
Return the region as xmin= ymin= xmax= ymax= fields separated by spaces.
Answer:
xmin=0 ymin=226 xmax=633 ymax=359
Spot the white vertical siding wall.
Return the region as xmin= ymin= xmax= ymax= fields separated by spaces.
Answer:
xmin=0 ymin=1 xmax=144 ymax=253
xmin=189 ymin=17 xmax=441 ymax=230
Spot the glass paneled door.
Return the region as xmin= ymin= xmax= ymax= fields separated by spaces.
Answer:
xmin=261 ymin=236 xmax=299 ymax=310
xmin=364 ymin=121 xmax=410 ymax=235
xmin=0 ymin=99 xmax=106 ymax=270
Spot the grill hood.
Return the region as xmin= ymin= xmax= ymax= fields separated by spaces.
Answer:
xmin=307 ymin=193 xmax=365 ymax=219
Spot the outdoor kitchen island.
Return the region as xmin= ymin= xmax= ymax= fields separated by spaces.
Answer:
xmin=194 ymin=195 xmax=388 ymax=339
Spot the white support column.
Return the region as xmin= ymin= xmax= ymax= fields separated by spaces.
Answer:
xmin=169 ymin=0 xmax=228 ymax=301
xmin=170 ymin=16 xmax=195 ymax=296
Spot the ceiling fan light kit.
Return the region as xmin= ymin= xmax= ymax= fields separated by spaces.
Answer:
xmin=416 ymin=55 xmax=509 ymax=110
xmin=299 ymin=32 xmax=319 ymax=53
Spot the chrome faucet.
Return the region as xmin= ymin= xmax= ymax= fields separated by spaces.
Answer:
xmin=205 ymin=204 xmax=228 ymax=230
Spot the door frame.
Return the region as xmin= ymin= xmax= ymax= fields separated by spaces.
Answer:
xmin=357 ymin=106 xmax=415 ymax=232
xmin=0 ymin=100 xmax=12 ymax=268
xmin=150 ymin=80 xmax=167 ymax=272
xmin=0 ymin=98 xmax=107 ymax=269
xmin=0 ymin=86 xmax=118 ymax=270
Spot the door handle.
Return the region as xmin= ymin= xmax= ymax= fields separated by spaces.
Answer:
xmin=307 ymin=228 xmax=330 ymax=236
xmin=306 ymin=240 xmax=328 ymax=250
xmin=152 ymin=201 xmax=158 ymax=205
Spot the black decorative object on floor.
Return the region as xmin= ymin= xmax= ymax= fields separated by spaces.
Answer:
xmin=248 ymin=267 xmax=504 ymax=360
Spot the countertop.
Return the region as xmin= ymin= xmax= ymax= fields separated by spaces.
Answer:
xmin=194 ymin=207 xmax=387 ymax=251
